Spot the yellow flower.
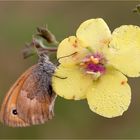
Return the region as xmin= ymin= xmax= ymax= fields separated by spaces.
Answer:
xmin=52 ymin=18 xmax=140 ymax=118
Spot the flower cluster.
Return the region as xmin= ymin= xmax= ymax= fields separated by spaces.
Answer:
xmin=52 ymin=18 xmax=140 ymax=118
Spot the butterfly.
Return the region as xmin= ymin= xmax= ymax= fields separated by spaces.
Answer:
xmin=0 ymin=40 xmax=57 ymax=127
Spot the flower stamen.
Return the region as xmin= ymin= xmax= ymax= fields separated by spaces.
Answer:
xmin=90 ymin=56 xmax=99 ymax=64
xmin=80 ymin=53 xmax=106 ymax=79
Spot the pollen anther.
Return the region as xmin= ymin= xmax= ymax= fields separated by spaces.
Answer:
xmin=80 ymin=53 xmax=106 ymax=79
xmin=90 ymin=56 xmax=99 ymax=64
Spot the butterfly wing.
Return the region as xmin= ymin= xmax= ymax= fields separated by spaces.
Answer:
xmin=0 ymin=66 xmax=34 ymax=127
xmin=0 ymin=64 xmax=56 ymax=127
xmin=16 ymin=65 xmax=56 ymax=125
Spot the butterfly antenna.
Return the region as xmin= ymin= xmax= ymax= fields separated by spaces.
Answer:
xmin=44 ymin=70 xmax=67 ymax=79
xmin=55 ymin=52 xmax=78 ymax=66
xmin=57 ymin=52 xmax=78 ymax=62
xmin=53 ymin=74 xmax=67 ymax=79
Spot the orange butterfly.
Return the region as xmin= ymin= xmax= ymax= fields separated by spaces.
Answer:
xmin=0 ymin=40 xmax=57 ymax=127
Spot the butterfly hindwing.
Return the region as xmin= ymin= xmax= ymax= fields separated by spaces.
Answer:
xmin=16 ymin=64 xmax=56 ymax=125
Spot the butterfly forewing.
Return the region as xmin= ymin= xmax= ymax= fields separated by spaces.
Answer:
xmin=0 ymin=66 xmax=34 ymax=127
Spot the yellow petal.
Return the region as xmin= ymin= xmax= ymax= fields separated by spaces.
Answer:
xmin=76 ymin=18 xmax=111 ymax=50
xmin=108 ymin=25 xmax=140 ymax=77
xmin=52 ymin=65 xmax=93 ymax=100
xmin=57 ymin=36 xmax=89 ymax=67
xmin=87 ymin=68 xmax=131 ymax=118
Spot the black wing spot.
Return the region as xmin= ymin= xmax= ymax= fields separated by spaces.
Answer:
xmin=12 ymin=109 xmax=18 ymax=115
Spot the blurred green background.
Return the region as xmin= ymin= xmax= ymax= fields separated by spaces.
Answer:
xmin=0 ymin=1 xmax=140 ymax=139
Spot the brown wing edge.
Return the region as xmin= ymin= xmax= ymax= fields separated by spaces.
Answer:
xmin=0 ymin=65 xmax=36 ymax=127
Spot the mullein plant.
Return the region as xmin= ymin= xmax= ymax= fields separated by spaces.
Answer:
xmin=52 ymin=18 xmax=140 ymax=118
xmin=23 ymin=18 xmax=140 ymax=119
